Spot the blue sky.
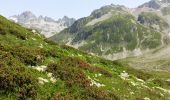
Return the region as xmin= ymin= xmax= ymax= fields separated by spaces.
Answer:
xmin=0 ymin=0 xmax=150 ymax=19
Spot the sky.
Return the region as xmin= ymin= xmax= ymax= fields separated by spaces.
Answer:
xmin=0 ymin=0 xmax=150 ymax=19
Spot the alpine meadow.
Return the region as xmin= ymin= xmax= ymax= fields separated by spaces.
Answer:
xmin=0 ymin=0 xmax=170 ymax=100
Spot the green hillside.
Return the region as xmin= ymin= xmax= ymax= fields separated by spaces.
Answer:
xmin=50 ymin=5 xmax=163 ymax=58
xmin=161 ymin=6 xmax=170 ymax=16
xmin=0 ymin=15 xmax=170 ymax=100
xmin=138 ymin=12 xmax=169 ymax=31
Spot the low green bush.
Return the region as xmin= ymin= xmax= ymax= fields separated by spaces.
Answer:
xmin=10 ymin=47 xmax=46 ymax=66
xmin=46 ymin=60 xmax=117 ymax=99
xmin=0 ymin=63 xmax=38 ymax=99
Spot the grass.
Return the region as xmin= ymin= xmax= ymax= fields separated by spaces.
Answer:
xmin=0 ymin=15 xmax=170 ymax=99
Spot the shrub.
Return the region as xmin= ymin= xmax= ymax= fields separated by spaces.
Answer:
xmin=45 ymin=49 xmax=60 ymax=58
xmin=46 ymin=62 xmax=117 ymax=99
xmin=151 ymin=79 xmax=170 ymax=87
xmin=11 ymin=47 xmax=46 ymax=66
xmin=84 ymin=86 xmax=119 ymax=100
xmin=47 ymin=63 xmax=91 ymax=88
xmin=126 ymin=67 xmax=152 ymax=81
xmin=44 ymin=39 xmax=58 ymax=45
xmin=58 ymin=57 xmax=112 ymax=77
xmin=59 ymin=57 xmax=91 ymax=70
xmin=0 ymin=64 xmax=38 ymax=99
xmin=0 ymin=27 xmax=6 ymax=35
xmin=89 ymin=67 xmax=113 ymax=77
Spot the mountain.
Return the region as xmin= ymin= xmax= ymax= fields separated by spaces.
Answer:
xmin=50 ymin=4 xmax=170 ymax=60
xmin=133 ymin=0 xmax=170 ymax=26
xmin=58 ymin=16 xmax=76 ymax=27
xmin=133 ymin=0 xmax=170 ymax=43
xmin=9 ymin=11 xmax=76 ymax=37
xmin=138 ymin=0 xmax=161 ymax=9
xmin=138 ymin=0 xmax=170 ymax=9
xmin=0 ymin=14 xmax=170 ymax=99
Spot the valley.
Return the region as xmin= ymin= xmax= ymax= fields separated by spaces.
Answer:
xmin=0 ymin=0 xmax=170 ymax=99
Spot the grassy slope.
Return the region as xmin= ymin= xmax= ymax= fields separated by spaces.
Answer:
xmin=0 ymin=15 xmax=170 ymax=100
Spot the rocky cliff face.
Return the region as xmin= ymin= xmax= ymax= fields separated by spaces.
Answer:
xmin=9 ymin=11 xmax=76 ymax=37
xmin=138 ymin=0 xmax=161 ymax=9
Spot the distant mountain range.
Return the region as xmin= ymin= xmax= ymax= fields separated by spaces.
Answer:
xmin=9 ymin=11 xmax=75 ymax=37
xmin=7 ymin=0 xmax=170 ymax=60
xmin=50 ymin=0 xmax=170 ymax=60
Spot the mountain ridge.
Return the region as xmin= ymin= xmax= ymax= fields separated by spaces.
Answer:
xmin=50 ymin=3 xmax=170 ymax=60
xmin=9 ymin=11 xmax=76 ymax=37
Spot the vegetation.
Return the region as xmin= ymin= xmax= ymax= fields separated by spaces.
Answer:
xmin=0 ymin=63 xmax=38 ymax=100
xmin=0 ymin=14 xmax=170 ymax=100
xmin=138 ymin=12 xmax=169 ymax=31
xmin=51 ymin=9 xmax=163 ymax=57
xmin=161 ymin=6 xmax=170 ymax=15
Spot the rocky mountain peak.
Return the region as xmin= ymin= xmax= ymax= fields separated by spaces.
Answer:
xmin=21 ymin=11 xmax=35 ymax=16
xmin=9 ymin=11 xmax=76 ymax=37
xmin=160 ymin=0 xmax=170 ymax=3
xmin=90 ymin=4 xmax=128 ymax=19
xmin=19 ymin=11 xmax=37 ymax=20
xmin=138 ymin=0 xmax=170 ymax=9
xmin=58 ymin=16 xmax=76 ymax=26
xmin=138 ymin=0 xmax=161 ymax=9
xmin=43 ymin=16 xmax=56 ymax=22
